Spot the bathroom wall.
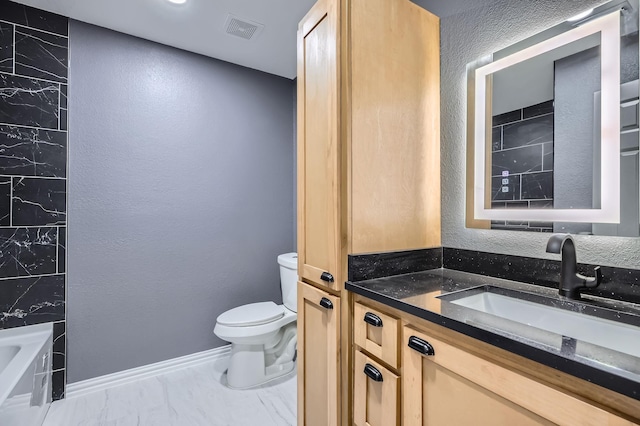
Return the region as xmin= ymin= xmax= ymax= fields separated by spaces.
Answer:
xmin=0 ymin=0 xmax=68 ymax=400
xmin=440 ymin=0 xmax=640 ymax=269
xmin=67 ymin=21 xmax=295 ymax=383
xmin=293 ymin=79 xmax=297 ymax=249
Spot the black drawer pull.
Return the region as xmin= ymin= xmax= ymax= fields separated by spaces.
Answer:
xmin=363 ymin=312 xmax=383 ymax=327
xmin=363 ymin=364 xmax=383 ymax=382
xmin=321 ymin=272 xmax=335 ymax=283
xmin=319 ymin=297 xmax=334 ymax=310
xmin=408 ymin=336 xmax=435 ymax=356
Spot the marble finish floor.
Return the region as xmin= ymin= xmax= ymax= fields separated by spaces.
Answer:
xmin=43 ymin=357 xmax=296 ymax=426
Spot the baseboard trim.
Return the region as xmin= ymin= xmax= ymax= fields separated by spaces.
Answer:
xmin=66 ymin=345 xmax=231 ymax=399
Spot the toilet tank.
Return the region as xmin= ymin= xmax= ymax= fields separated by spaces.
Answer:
xmin=277 ymin=253 xmax=298 ymax=312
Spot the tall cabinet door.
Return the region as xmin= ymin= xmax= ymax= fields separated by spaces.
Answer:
xmin=297 ymin=282 xmax=341 ymax=426
xmin=297 ymin=0 xmax=341 ymax=291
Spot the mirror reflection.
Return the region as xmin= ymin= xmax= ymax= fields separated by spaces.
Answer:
xmin=468 ymin=0 xmax=640 ymax=237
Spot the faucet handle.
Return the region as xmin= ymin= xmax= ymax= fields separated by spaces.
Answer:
xmin=584 ymin=266 xmax=603 ymax=289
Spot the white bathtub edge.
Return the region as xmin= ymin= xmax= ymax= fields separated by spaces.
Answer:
xmin=0 ymin=323 xmax=53 ymax=409
xmin=66 ymin=345 xmax=231 ymax=399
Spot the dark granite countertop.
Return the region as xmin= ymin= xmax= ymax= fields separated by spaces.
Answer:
xmin=346 ymin=268 xmax=640 ymax=401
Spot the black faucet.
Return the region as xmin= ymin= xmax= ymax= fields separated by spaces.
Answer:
xmin=545 ymin=234 xmax=602 ymax=299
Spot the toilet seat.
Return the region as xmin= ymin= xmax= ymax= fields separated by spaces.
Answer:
xmin=217 ymin=302 xmax=284 ymax=327
xmin=214 ymin=304 xmax=296 ymax=341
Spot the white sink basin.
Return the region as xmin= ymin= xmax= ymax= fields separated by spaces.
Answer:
xmin=447 ymin=290 xmax=640 ymax=358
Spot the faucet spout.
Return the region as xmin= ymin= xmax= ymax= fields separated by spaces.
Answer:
xmin=545 ymin=234 xmax=602 ymax=299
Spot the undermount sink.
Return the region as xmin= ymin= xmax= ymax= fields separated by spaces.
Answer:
xmin=438 ymin=286 xmax=640 ymax=358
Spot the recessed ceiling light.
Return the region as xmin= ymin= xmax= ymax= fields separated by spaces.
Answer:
xmin=567 ymin=8 xmax=594 ymax=22
xmin=166 ymin=0 xmax=187 ymax=4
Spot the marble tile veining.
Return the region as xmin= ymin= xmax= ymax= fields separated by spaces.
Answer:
xmin=0 ymin=227 xmax=57 ymax=277
xmin=43 ymin=357 xmax=297 ymax=426
xmin=14 ymin=26 xmax=68 ymax=83
xmin=0 ymin=73 xmax=60 ymax=129
xmin=12 ymin=176 xmax=66 ymax=225
xmin=57 ymin=227 xmax=65 ymax=273
xmin=52 ymin=320 xmax=65 ymax=371
xmin=0 ymin=0 xmax=69 ymax=399
xmin=0 ymin=22 xmax=13 ymax=73
xmin=0 ymin=125 xmax=67 ymax=177
xmin=0 ymin=274 xmax=65 ymax=327
xmin=0 ymin=177 xmax=10 ymax=225
xmin=0 ymin=1 xmax=68 ymax=36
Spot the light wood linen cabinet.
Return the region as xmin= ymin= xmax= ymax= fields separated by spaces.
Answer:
xmin=296 ymin=0 xmax=441 ymax=423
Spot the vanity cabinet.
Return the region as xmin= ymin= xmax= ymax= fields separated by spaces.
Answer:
xmin=297 ymin=282 xmax=341 ymax=426
xmin=351 ymin=295 xmax=640 ymax=426
xmin=353 ymin=350 xmax=399 ymax=426
xmin=402 ymin=326 xmax=635 ymax=426
xmin=297 ymin=0 xmax=440 ymax=424
xmin=353 ymin=301 xmax=401 ymax=426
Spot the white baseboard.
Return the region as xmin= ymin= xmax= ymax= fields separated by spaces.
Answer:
xmin=66 ymin=345 xmax=231 ymax=399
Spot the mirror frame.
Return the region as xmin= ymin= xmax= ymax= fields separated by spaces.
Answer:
xmin=469 ymin=11 xmax=622 ymax=224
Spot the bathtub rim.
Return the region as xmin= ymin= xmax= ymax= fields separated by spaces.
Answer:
xmin=0 ymin=323 xmax=53 ymax=409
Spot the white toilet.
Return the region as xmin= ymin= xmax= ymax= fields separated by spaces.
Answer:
xmin=214 ymin=252 xmax=298 ymax=389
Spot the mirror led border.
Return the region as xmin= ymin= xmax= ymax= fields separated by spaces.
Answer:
xmin=473 ymin=11 xmax=621 ymax=223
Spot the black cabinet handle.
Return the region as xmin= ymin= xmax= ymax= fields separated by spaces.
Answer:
xmin=364 ymin=364 xmax=383 ymax=382
xmin=321 ymin=272 xmax=335 ymax=283
xmin=363 ymin=312 xmax=383 ymax=327
xmin=319 ymin=297 xmax=334 ymax=310
xmin=408 ymin=336 xmax=435 ymax=356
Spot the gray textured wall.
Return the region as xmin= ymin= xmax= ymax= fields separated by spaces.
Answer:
xmin=67 ymin=21 xmax=295 ymax=383
xmin=441 ymin=0 xmax=640 ymax=269
xmin=293 ymin=79 xmax=297 ymax=250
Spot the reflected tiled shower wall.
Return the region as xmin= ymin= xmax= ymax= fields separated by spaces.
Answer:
xmin=0 ymin=0 xmax=68 ymax=400
xmin=491 ymin=100 xmax=554 ymax=232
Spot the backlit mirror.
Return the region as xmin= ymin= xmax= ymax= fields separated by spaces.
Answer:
xmin=466 ymin=0 xmax=640 ymax=236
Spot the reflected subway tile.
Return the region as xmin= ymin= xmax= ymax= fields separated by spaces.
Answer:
xmin=492 ymin=145 xmax=543 ymax=176
xmin=503 ymin=114 xmax=554 ymax=149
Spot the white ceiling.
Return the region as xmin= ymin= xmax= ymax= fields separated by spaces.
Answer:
xmin=11 ymin=0 xmax=491 ymax=79
xmin=11 ymin=0 xmax=316 ymax=79
xmin=412 ymin=0 xmax=498 ymax=18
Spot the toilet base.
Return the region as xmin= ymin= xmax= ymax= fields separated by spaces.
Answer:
xmin=225 ymin=323 xmax=297 ymax=389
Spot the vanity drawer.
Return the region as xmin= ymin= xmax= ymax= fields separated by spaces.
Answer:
xmin=354 ymin=350 xmax=400 ymax=426
xmin=354 ymin=302 xmax=399 ymax=368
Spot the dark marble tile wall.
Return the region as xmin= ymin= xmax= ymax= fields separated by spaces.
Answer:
xmin=0 ymin=0 xmax=68 ymax=400
xmin=348 ymin=248 xmax=443 ymax=282
xmin=491 ymin=100 xmax=555 ymax=233
xmin=443 ymin=248 xmax=640 ymax=305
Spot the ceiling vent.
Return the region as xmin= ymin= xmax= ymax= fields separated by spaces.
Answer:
xmin=223 ymin=14 xmax=265 ymax=41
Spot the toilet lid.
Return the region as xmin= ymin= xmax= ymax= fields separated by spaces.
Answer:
xmin=217 ymin=302 xmax=285 ymax=327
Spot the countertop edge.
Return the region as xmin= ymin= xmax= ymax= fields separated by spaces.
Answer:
xmin=345 ymin=280 xmax=640 ymax=402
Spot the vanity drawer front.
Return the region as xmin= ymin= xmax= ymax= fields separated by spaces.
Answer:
xmin=354 ymin=302 xmax=399 ymax=368
xmin=354 ymin=350 xmax=399 ymax=426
